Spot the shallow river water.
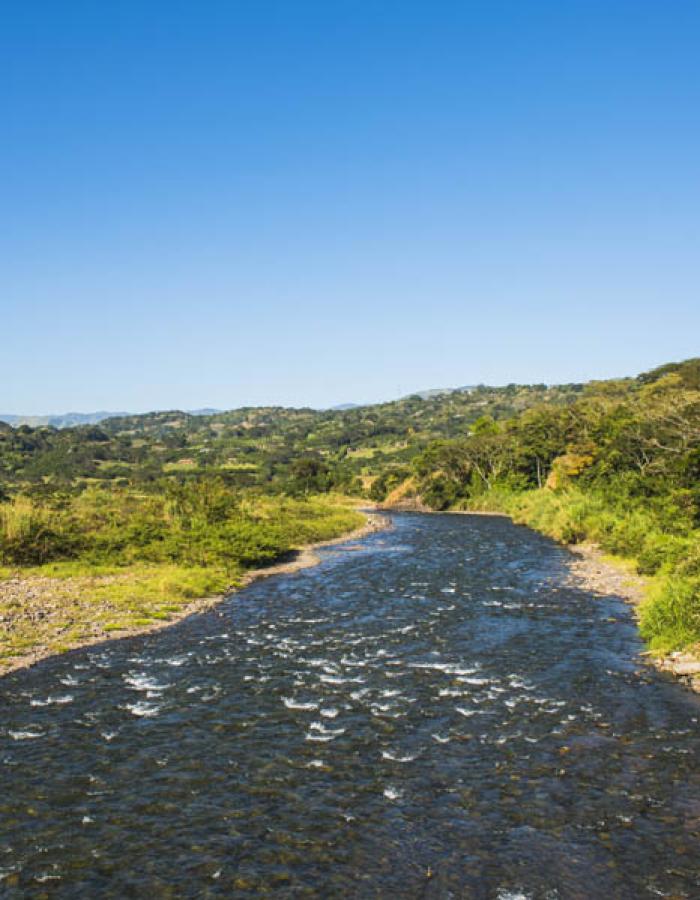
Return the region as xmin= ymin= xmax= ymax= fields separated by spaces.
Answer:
xmin=1 ymin=513 xmax=699 ymax=898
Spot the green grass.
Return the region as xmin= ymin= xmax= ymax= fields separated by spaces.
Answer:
xmin=163 ymin=460 xmax=199 ymax=472
xmin=639 ymin=576 xmax=700 ymax=654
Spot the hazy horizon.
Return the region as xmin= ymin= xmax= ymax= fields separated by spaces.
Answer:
xmin=3 ymin=2 xmax=699 ymax=413
xmin=1 ymin=352 xmax=691 ymax=419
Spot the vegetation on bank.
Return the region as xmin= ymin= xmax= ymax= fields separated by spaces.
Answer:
xmin=1 ymin=356 xmax=699 ymax=661
xmin=0 ymin=481 xmax=364 ymax=571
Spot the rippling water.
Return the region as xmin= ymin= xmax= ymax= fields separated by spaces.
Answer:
xmin=1 ymin=513 xmax=699 ymax=898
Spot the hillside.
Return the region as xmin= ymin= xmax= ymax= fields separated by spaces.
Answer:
xmin=0 ymin=381 xmax=582 ymax=495
xmin=0 ymin=408 xmax=224 ymax=429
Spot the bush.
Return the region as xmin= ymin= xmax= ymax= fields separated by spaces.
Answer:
xmin=637 ymin=533 xmax=693 ymax=575
xmin=0 ymin=498 xmax=83 ymax=564
xmin=674 ymin=540 xmax=700 ymax=578
xmin=640 ymin=576 xmax=700 ymax=652
xmin=421 ymin=476 xmax=459 ymax=510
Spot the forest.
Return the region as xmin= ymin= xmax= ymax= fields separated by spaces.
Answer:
xmin=2 ymin=358 xmax=699 ymax=658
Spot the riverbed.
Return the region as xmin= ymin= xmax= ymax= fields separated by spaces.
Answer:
xmin=1 ymin=513 xmax=698 ymax=897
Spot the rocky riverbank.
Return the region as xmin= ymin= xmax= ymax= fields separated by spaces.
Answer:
xmin=563 ymin=542 xmax=700 ymax=694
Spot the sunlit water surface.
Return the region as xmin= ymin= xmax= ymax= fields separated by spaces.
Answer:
xmin=1 ymin=513 xmax=699 ymax=898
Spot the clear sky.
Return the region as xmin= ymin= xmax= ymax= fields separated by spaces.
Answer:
xmin=3 ymin=1 xmax=699 ymax=413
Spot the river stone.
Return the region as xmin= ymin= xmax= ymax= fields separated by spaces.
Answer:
xmin=671 ymin=660 xmax=700 ymax=676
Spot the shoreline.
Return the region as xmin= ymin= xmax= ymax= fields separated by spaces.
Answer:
xmin=0 ymin=509 xmax=390 ymax=678
xmin=238 ymin=510 xmax=389 ymax=587
xmin=382 ymin=501 xmax=700 ymax=694
xmin=562 ymin=541 xmax=700 ymax=694
xmin=380 ymin=500 xmax=509 ymax=517
xmin=462 ymin=507 xmax=700 ymax=694
xmin=466 ymin=509 xmax=700 ymax=694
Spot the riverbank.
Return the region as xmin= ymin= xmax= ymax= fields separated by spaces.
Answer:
xmin=382 ymin=498 xmax=700 ymax=693
xmin=562 ymin=542 xmax=700 ymax=693
xmin=238 ymin=510 xmax=388 ymax=587
xmin=466 ymin=510 xmax=700 ymax=693
xmin=0 ymin=508 xmax=387 ymax=677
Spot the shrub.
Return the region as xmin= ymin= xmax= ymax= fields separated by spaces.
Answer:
xmin=637 ymin=533 xmax=693 ymax=576
xmin=0 ymin=498 xmax=82 ymax=564
xmin=640 ymin=576 xmax=700 ymax=652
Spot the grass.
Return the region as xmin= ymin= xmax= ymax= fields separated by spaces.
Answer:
xmin=639 ymin=576 xmax=700 ymax=654
xmin=347 ymin=443 xmax=408 ymax=459
xmin=0 ymin=562 xmax=234 ymax=667
xmin=163 ymin=459 xmax=199 ymax=471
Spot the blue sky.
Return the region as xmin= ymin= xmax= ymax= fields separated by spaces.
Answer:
xmin=3 ymin=1 xmax=699 ymax=412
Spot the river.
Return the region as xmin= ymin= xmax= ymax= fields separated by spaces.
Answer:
xmin=1 ymin=513 xmax=699 ymax=898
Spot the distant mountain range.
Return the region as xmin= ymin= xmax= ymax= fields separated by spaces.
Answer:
xmin=0 ymin=411 xmax=127 ymax=428
xmin=1 ymin=388 xmax=480 ymax=429
xmin=0 ymin=409 xmax=223 ymax=429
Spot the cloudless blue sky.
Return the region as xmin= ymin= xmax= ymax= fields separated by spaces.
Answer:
xmin=3 ymin=1 xmax=699 ymax=412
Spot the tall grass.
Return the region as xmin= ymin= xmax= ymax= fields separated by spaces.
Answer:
xmin=640 ymin=577 xmax=700 ymax=653
xmin=0 ymin=496 xmax=80 ymax=564
xmin=0 ymin=486 xmax=364 ymax=574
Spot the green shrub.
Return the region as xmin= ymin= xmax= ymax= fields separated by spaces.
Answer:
xmin=0 ymin=498 xmax=83 ymax=564
xmin=0 ymin=486 xmax=363 ymax=575
xmin=674 ymin=540 xmax=700 ymax=578
xmin=640 ymin=576 xmax=700 ymax=652
xmin=637 ymin=533 xmax=693 ymax=575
